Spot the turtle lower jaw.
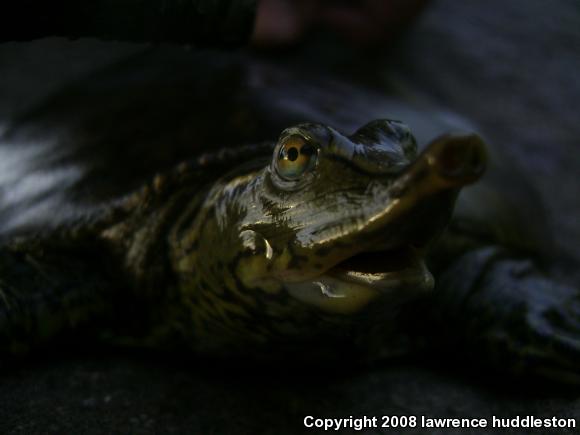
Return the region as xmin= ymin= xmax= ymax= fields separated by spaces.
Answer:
xmin=328 ymin=246 xmax=434 ymax=294
xmin=285 ymin=246 xmax=433 ymax=315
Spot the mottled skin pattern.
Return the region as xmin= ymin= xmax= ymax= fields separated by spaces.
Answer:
xmin=1 ymin=114 xmax=580 ymax=382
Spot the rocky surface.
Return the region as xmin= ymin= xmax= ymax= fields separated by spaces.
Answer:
xmin=1 ymin=0 xmax=580 ymax=434
xmin=2 ymin=352 xmax=580 ymax=435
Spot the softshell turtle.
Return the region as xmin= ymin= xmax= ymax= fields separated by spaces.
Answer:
xmin=1 ymin=48 xmax=579 ymax=382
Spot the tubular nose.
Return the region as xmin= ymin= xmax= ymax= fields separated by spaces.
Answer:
xmin=429 ymin=133 xmax=487 ymax=185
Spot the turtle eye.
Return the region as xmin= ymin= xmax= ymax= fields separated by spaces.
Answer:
xmin=275 ymin=135 xmax=318 ymax=181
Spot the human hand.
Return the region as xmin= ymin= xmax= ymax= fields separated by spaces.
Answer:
xmin=252 ymin=0 xmax=429 ymax=48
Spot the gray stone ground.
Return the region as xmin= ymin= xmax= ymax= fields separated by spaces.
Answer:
xmin=1 ymin=0 xmax=580 ymax=434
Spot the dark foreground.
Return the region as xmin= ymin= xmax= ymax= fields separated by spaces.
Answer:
xmin=2 ymin=350 xmax=580 ymax=435
xmin=1 ymin=0 xmax=580 ymax=433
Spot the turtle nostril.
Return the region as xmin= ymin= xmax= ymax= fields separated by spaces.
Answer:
xmin=438 ymin=141 xmax=465 ymax=176
xmin=468 ymin=141 xmax=487 ymax=176
xmin=434 ymin=133 xmax=487 ymax=182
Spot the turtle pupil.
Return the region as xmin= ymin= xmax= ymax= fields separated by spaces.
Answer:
xmin=287 ymin=147 xmax=299 ymax=161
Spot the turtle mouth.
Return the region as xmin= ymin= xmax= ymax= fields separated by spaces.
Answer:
xmin=326 ymin=246 xmax=434 ymax=293
xmin=284 ymin=245 xmax=433 ymax=315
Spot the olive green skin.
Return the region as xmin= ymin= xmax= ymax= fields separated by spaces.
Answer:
xmin=1 ymin=51 xmax=579 ymax=381
xmin=88 ymin=120 xmax=463 ymax=355
xmin=120 ymin=122 xmax=484 ymax=353
xmin=0 ymin=116 xmax=479 ymax=358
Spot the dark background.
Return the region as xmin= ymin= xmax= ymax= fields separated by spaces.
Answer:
xmin=1 ymin=0 xmax=579 ymax=433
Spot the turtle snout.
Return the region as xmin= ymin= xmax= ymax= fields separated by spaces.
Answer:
xmin=430 ymin=133 xmax=487 ymax=185
xmin=389 ymin=132 xmax=488 ymax=200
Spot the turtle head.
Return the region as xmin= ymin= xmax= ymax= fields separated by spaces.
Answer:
xmin=172 ymin=119 xmax=486 ymax=349
xmin=237 ymin=120 xmax=486 ymax=311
